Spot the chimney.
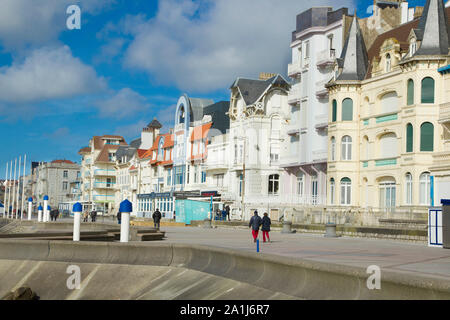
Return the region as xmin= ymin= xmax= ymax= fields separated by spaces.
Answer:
xmin=140 ymin=125 xmax=154 ymax=150
xmin=259 ymin=72 xmax=277 ymax=80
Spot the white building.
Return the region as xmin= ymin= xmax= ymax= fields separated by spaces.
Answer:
xmin=282 ymin=7 xmax=349 ymax=212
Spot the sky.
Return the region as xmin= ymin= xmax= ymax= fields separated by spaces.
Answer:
xmin=0 ymin=0 xmax=428 ymax=179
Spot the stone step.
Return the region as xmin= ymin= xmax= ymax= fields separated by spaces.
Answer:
xmin=137 ymin=232 xmax=165 ymax=241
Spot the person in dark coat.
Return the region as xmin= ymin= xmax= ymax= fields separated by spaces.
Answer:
xmin=221 ymin=208 xmax=227 ymax=221
xmin=152 ymin=208 xmax=162 ymax=229
xmin=117 ymin=210 xmax=121 ymax=224
xmin=225 ymin=205 xmax=230 ymax=221
xmin=248 ymin=211 xmax=262 ymax=243
xmin=261 ymin=212 xmax=271 ymax=243
xmin=90 ymin=210 xmax=97 ymax=222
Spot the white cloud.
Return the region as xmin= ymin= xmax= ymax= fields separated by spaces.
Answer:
xmin=94 ymin=88 xmax=150 ymax=119
xmin=122 ymin=0 xmax=356 ymax=92
xmin=0 ymin=0 xmax=115 ymax=50
xmin=0 ymin=45 xmax=107 ymax=103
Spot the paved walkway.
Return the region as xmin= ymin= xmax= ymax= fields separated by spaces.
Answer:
xmin=160 ymin=226 xmax=450 ymax=281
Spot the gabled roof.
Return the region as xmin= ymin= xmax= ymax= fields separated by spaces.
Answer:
xmin=337 ymin=15 xmax=369 ymax=81
xmin=78 ymin=147 xmax=91 ymax=154
xmin=95 ymin=145 xmax=121 ymax=163
xmin=230 ymin=75 xmax=290 ymax=106
xmin=162 ymin=134 xmax=174 ymax=148
xmin=190 ymin=123 xmax=212 ymax=142
xmin=129 ymin=138 xmax=141 ymax=149
xmin=414 ymin=0 xmax=450 ymax=56
xmin=137 ymin=149 xmax=147 ymax=159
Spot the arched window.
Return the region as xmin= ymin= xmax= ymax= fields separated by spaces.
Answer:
xmin=406 ymin=123 xmax=413 ymax=153
xmin=386 ymin=54 xmax=391 ymax=72
xmin=268 ymin=174 xmax=280 ymax=195
xmin=331 ymin=137 xmax=336 ymax=161
xmin=407 ymin=79 xmax=414 ymax=105
xmin=379 ymin=178 xmax=396 ymax=209
xmin=296 ymin=172 xmax=304 ymax=196
xmin=341 ymin=136 xmax=352 ymax=160
xmin=330 ymin=178 xmax=335 ymax=205
xmin=405 ymin=173 xmax=412 ymax=205
xmin=340 ymin=177 xmax=351 ymax=205
xmin=421 ymin=77 xmax=435 ymax=104
xmin=381 ymin=92 xmax=398 ymax=113
xmin=420 ymin=122 xmax=434 ymax=152
xmin=342 ymin=98 xmax=353 ymax=121
xmin=419 ymin=172 xmax=431 ymax=205
xmin=332 ymin=100 xmax=337 ymax=122
xmin=379 ymin=133 xmax=397 ymax=159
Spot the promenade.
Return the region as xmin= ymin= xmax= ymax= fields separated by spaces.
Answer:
xmin=161 ymin=226 xmax=450 ymax=281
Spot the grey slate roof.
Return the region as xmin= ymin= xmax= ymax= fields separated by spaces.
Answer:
xmin=336 ymin=15 xmax=369 ymax=81
xmin=231 ymin=75 xmax=290 ymax=106
xmin=189 ymin=97 xmax=214 ymax=123
xmin=414 ymin=0 xmax=450 ymax=56
xmin=116 ymin=145 xmax=137 ymax=163
xmin=147 ymin=118 xmax=162 ymax=129
xmin=203 ymin=101 xmax=230 ymax=136
xmin=129 ymin=138 xmax=141 ymax=149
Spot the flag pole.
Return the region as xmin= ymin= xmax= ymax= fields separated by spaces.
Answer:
xmin=16 ymin=156 xmax=21 ymax=219
xmin=11 ymin=158 xmax=17 ymax=219
xmin=7 ymin=160 xmax=12 ymax=218
xmin=3 ymin=162 xmax=7 ymax=218
xmin=21 ymin=154 xmax=26 ymax=220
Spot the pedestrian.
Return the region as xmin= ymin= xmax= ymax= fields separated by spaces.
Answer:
xmin=54 ymin=209 xmax=59 ymax=222
xmin=221 ymin=208 xmax=227 ymax=221
xmin=90 ymin=210 xmax=97 ymax=223
xmin=261 ymin=212 xmax=271 ymax=243
xmin=117 ymin=210 xmax=121 ymax=225
xmin=83 ymin=211 xmax=89 ymax=222
xmin=248 ymin=210 xmax=262 ymax=243
xmin=152 ymin=208 xmax=162 ymax=229
xmin=225 ymin=205 xmax=230 ymax=221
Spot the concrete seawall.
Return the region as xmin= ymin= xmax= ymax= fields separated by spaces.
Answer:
xmin=0 ymin=240 xmax=449 ymax=300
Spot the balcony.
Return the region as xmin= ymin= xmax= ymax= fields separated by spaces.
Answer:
xmin=439 ymin=102 xmax=450 ymax=124
xmin=314 ymin=114 xmax=328 ymax=130
xmin=316 ymin=49 xmax=336 ymax=68
xmin=312 ymin=149 xmax=327 ymax=162
xmin=288 ymin=87 xmax=301 ymax=106
xmin=288 ymin=63 xmax=302 ymax=78
xmin=205 ymin=160 xmax=229 ymax=170
xmin=287 ymin=123 xmax=300 ymax=136
xmin=315 ymin=79 xmax=330 ymax=99
xmin=94 ymin=182 xmax=116 ymax=189
xmin=94 ymin=169 xmax=115 ymax=177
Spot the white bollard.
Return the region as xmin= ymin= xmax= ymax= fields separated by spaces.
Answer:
xmin=47 ymin=205 xmax=51 ymax=222
xmin=73 ymin=202 xmax=82 ymax=242
xmin=27 ymin=198 xmax=32 ymax=221
xmin=43 ymin=196 xmax=48 ymax=222
xmin=38 ymin=205 xmax=43 ymax=222
xmin=119 ymin=199 xmax=132 ymax=243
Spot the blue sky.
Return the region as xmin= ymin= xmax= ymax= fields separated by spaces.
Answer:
xmin=0 ymin=0 xmax=428 ymax=178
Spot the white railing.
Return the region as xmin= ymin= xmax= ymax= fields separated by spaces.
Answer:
xmin=439 ymin=102 xmax=450 ymax=123
xmin=316 ymin=49 xmax=336 ymax=66
xmin=288 ymin=88 xmax=301 ymax=105
xmin=312 ymin=149 xmax=328 ymax=161
xmin=315 ymin=114 xmax=328 ymax=124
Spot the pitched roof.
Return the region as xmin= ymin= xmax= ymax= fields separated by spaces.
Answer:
xmin=95 ymin=145 xmax=121 ymax=163
xmin=78 ymin=147 xmax=91 ymax=154
xmin=162 ymin=134 xmax=174 ymax=148
xmin=137 ymin=149 xmax=147 ymax=159
xmin=231 ymin=75 xmax=290 ymax=105
xmin=147 ymin=118 xmax=162 ymax=129
xmin=337 ymin=15 xmax=369 ymax=81
xmin=190 ymin=123 xmax=213 ymax=142
xmin=414 ymin=0 xmax=450 ymax=56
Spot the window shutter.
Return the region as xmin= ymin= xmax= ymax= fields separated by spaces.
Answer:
xmin=420 ymin=122 xmax=434 ymax=151
xmin=342 ymin=98 xmax=353 ymax=121
xmin=406 ymin=124 xmax=413 ymax=153
xmin=421 ymin=77 xmax=435 ymax=104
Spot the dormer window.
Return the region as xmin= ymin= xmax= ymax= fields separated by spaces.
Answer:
xmin=410 ymin=38 xmax=417 ymax=56
xmin=385 ymin=54 xmax=391 ymax=72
